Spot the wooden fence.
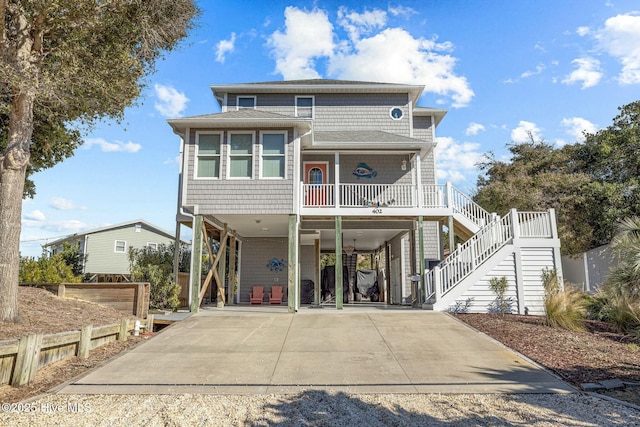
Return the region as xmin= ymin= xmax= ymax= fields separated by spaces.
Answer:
xmin=0 ymin=317 xmax=153 ymax=387
xmin=27 ymin=282 xmax=150 ymax=318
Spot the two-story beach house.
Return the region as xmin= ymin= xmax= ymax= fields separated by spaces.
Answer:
xmin=168 ymin=79 xmax=562 ymax=314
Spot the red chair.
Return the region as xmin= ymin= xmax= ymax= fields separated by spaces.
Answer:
xmin=269 ymin=286 xmax=284 ymax=304
xmin=249 ymin=286 xmax=264 ymax=304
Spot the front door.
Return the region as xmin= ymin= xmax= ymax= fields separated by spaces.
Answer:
xmin=304 ymin=162 xmax=328 ymax=206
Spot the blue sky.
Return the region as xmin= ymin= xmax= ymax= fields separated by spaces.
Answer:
xmin=20 ymin=1 xmax=640 ymax=256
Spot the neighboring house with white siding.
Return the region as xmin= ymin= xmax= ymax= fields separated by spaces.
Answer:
xmin=168 ymin=79 xmax=563 ymax=314
xmin=46 ymin=219 xmax=177 ymax=281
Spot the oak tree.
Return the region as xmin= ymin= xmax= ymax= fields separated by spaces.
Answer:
xmin=0 ymin=0 xmax=199 ymax=321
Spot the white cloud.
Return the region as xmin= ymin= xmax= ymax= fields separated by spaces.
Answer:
xmin=388 ymin=5 xmax=417 ymax=18
xmin=561 ymin=117 xmax=598 ymax=143
xmin=562 ymin=57 xmax=602 ymax=88
xmin=329 ymin=28 xmax=473 ymax=107
xmin=215 ymin=32 xmax=236 ymax=63
xmin=154 ymin=84 xmax=189 ymax=117
xmin=337 ymin=7 xmax=387 ymax=42
xmin=577 ymin=26 xmax=590 ymax=36
xmin=520 ymin=64 xmax=545 ymax=78
xmin=465 ymin=122 xmax=485 ymax=136
xmin=511 ymin=121 xmax=542 ymax=143
xmin=83 ymin=138 xmax=142 ymax=153
xmin=267 ymin=7 xmax=335 ymax=79
xmin=267 ymin=7 xmax=474 ymax=107
xmin=435 ymin=136 xmax=483 ymax=184
xmin=164 ymin=155 xmax=181 ymax=167
xmin=594 ymin=12 xmax=640 ymax=84
xmin=49 ymin=197 xmax=86 ymax=211
xmin=24 ymin=210 xmax=46 ymax=221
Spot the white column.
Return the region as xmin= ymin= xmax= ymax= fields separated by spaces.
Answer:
xmin=415 ymin=153 xmax=422 ymax=207
xmin=334 ymin=152 xmax=340 ymax=207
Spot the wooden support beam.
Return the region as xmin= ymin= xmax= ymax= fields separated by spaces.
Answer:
xmin=335 ymin=216 xmax=343 ymax=309
xmin=199 ymin=223 xmax=228 ymax=306
xmin=77 ymin=324 xmax=93 ymax=359
xmin=11 ymin=334 xmax=43 ymax=386
xmin=190 ymin=215 xmax=203 ymax=313
xmin=118 ymin=318 xmax=128 ymax=342
xmin=288 ymin=214 xmax=297 ymax=313
xmin=228 ymin=235 xmax=237 ymax=305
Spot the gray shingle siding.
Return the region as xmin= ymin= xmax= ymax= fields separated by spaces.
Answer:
xmin=238 ymin=237 xmax=289 ymax=304
xmin=185 ymin=128 xmax=295 ymax=214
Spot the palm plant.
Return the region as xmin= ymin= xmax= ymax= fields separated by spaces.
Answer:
xmin=600 ymin=217 xmax=640 ymax=335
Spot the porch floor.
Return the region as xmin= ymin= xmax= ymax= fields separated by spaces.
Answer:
xmin=60 ymin=310 xmax=574 ymax=395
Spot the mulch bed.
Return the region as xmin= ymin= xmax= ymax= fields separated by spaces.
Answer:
xmin=453 ymin=313 xmax=640 ymax=406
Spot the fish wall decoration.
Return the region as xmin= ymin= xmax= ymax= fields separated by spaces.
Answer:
xmin=352 ymin=163 xmax=377 ymax=179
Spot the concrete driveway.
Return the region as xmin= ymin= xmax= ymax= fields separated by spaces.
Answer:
xmin=59 ymin=307 xmax=574 ymax=395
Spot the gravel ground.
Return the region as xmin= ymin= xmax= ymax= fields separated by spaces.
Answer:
xmin=1 ymin=392 xmax=639 ymax=426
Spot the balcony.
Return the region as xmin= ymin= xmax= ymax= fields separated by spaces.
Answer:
xmin=300 ymin=183 xmax=492 ymax=231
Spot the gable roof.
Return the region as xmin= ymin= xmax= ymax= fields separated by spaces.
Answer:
xmin=45 ymin=219 xmax=180 ymax=247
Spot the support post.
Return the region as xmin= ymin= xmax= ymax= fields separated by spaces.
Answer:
xmin=448 ymin=216 xmax=455 ymax=256
xmin=314 ymin=238 xmax=321 ymax=305
xmin=288 ymin=214 xmax=298 ymax=313
xmin=433 ymin=265 xmax=442 ymax=302
xmin=216 ymin=224 xmax=228 ymax=308
xmin=228 ymin=235 xmax=237 ymax=305
xmin=418 ymin=216 xmax=425 ymax=306
xmin=77 ymin=324 xmax=93 ymax=359
xmin=334 ymin=152 xmax=340 ymax=207
xmin=190 ymin=215 xmax=203 ymax=313
xmin=385 ymin=241 xmax=391 ymax=304
xmin=335 ymin=216 xmax=343 ymax=309
xmin=118 ymin=318 xmax=128 ymax=341
xmin=514 ymin=247 xmax=525 ymax=314
xmin=510 ymin=208 xmax=520 ymax=239
xmin=12 ymin=333 xmax=43 ymax=386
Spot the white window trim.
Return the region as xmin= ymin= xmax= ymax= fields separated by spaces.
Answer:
xmin=259 ymin=131 xmax=288 ymax=179
xmin=147 ymin=242 xmax=158 ymax=250
xmin=114 ymin=240 xmax=127 ymax=253
xmin=295 ymin=95 xmax=314 ymax=118
xmin=237 ymin=95 xmax=256 ymax=110
xmin=194 ymin=131 xmax=222 ymax=180
xmin=227 ymin=131 xmax=255 ymax=179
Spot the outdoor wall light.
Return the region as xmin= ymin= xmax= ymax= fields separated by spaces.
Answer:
xmin=401 ymin=159 xmax=407 ymax=171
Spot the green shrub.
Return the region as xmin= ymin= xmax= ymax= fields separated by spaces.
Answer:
xmin=129 ymin=244 xmax=180 ymax=311
xmin=19 ymin=250 xmax=81 ymax=284
xmin=488 ymin=276 xmax=513 ymax=315
xmin=542 ymin=269 xmax=586 ymax=332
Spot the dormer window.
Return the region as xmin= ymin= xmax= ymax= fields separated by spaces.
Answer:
xmin=237 ymin=96 xmax=256 ymax=110
xmin=296 ymin=96 xmax=314 ymax=118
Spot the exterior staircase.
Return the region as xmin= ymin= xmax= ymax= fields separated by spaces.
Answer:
xmin=422 ymin=205 xmax=562 ymax=315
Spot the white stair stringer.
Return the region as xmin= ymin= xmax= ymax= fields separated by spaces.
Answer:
xmin=424 ymin=243 xmax=516 ymax=311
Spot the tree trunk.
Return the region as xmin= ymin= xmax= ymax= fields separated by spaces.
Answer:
xmin=0 ymin=91 xmax=33 ymax=322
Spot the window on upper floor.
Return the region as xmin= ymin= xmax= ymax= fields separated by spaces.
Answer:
xmin=196 ymin=132 xmax=222 ymax=179
xmin=295 ymin=96 xmax=314 ymax=118
xmin=261 ymin=132 xmax=286 ymax=178
xmin=228 ymin=132 xmax=254 ymax=178
xmin=237 ymin=96 xmax=256 ymax=110
xmin=114 ymin=240 xmax=126 ymax=253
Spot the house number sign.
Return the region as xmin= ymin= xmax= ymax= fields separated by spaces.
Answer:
xmin=372 ymin=208 xmax=383 ymax=214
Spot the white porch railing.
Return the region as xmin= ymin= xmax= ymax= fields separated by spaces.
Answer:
xmin=340 ymin=183 xmax=415 ymax=207
xmin=425 ymin=209 xmax=554 ymax=302
xmin=302 ymin=182 xmax=492 ymax=223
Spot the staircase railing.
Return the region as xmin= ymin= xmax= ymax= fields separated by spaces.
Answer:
xmin=447 ymin=184 xmax=494 ymax=229
xmin=424 ymin=210 xmax=554 ymax=303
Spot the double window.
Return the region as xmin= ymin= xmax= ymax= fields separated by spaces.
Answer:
xmin=196 ymin=132 xmax=222 ymax=179
xmin=261 ymin=132 xmax=287 ymax=178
